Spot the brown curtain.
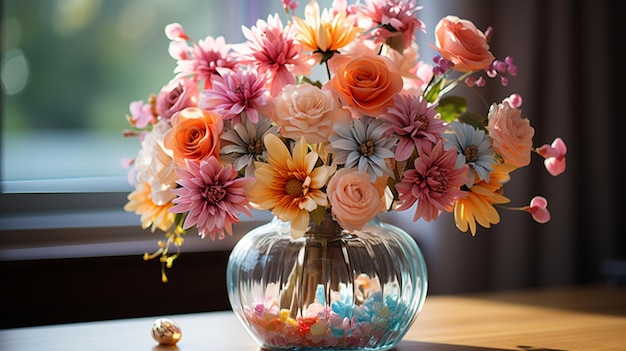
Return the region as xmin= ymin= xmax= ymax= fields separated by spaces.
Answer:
xmin=394 ymin=0 xmax=625 ymax=294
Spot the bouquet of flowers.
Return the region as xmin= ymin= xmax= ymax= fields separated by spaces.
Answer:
xmin=123 ymin=0 xmax=567 ymax=281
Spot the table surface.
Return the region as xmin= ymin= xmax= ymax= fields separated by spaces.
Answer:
xmin=2 ymin=285 xmax=625 ymax=351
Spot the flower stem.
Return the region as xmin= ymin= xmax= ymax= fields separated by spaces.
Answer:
xmin=440 ymin=71 xmax=473 ymax=96
xmin=325 ymin=60 xmax=331 ymax=81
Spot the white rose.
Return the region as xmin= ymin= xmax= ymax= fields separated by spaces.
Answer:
xmin=134 ymin=120 xmax=178 ymax=205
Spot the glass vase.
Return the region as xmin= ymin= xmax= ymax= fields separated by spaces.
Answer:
xmin=226 ymin=212 xmax=428 ymax=351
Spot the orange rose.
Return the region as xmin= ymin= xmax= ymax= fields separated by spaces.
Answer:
xmin=434 ymin=16 xmax=494 ymax=72
xmin=327 ymin=54 xmax=403 ymax=117
xmin=164 ymin=107 xmax=223 ymax=165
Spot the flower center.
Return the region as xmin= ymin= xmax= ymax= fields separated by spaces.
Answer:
xmin=464 ymin=144 xmax=479 ymax=163
xmin=359 ymin=140 xmax=375 ymax=157
xmin=284 ymin=176 xmax=311 ymax=198
xmin=285 ymin=178 xmax=304 ymax=197
xmin=247 ymin=138 xmax=263 ymax=156
xmin=431 ymin=172 xmax=449 ymax=193
xmin=416 ymin=114 xmax=429 ymax=132
xmin=202 ymin=185 xmax=226 ymax=204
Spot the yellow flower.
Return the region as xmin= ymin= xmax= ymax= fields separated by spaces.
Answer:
xmin=124 ymin=181 xmax=176 ymax=232
xmin=248 ymin=134 xmax=332 ymax=238
xmin=293 ymin=0 xmax=361 ymax=61
xmin=453 ymin=164 xmax=513 ymax=235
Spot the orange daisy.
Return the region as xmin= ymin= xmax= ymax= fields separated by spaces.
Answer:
xmin=293 ymin=0 xmax=362 ymax=63
xmin=124 ymin=181 xmax=176 ymax=233
xmin=453 ymin=163 xmax=514 ymax=235
xmin=248 ymin=134 xmax=332 ymax=238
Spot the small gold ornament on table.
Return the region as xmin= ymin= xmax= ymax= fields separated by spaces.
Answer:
xmin=151 ymin=318 xmax=182 ymax=346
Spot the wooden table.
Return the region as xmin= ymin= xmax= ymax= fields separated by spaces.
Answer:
xmin=2 ymin=285 xmax=625 ymax=351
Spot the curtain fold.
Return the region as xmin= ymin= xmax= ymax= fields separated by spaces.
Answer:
xmin=410 ymin=0 xmax=623 ymax=294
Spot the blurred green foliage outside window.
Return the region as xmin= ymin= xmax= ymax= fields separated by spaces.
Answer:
xmin=1 ymin=0 xmax=282 ymax=183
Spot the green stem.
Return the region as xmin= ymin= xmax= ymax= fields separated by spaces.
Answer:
xmin=325 ymin=60 xmax=331 ymax=81
xmin=439 ymin=71 xmax=473 ymax=96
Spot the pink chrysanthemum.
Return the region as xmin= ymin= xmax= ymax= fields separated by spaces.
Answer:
xmin=395 ymin=140 xmax=468 ymax=222
xmin=380 ymin=94 xmax=446 ymax=161
xmin=236 ymin=14 xmax=313 ymax=96
xmin=174 ymin=36 xmax=238 ymax=89
xmin=170 ymin=157 xmax=254 ymax=240
xmin=359 ymin=0 xmax=425 ymax=51
xmin=200 ymin=68 xmax=267 ymax=124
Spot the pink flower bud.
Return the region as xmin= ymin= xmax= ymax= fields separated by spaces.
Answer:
xmin=282 ymin=0 xmax=298 ymax=10
xmin=524 ymin=196 xmax=551 ymax=223
xmin=165 ymin=23 xmax=188 ymax=41
xmin=494 ymin=60 xmax=507 ymax=73
xmin=506 ymin=93 xmax=523 ymax=108
xmin=500 ymin=75 xmax=508 ymax=86
xmin=537 ymin=137 xmax=567 ymax=176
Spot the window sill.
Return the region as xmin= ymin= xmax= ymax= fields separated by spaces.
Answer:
xmin=0 ymin=177 xmax=273 ymax=261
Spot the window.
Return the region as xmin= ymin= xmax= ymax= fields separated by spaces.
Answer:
xmin=2 ymin=0 xmax=287 ymax=185
xmin=1 ymin=0 xmax=285 ymax=260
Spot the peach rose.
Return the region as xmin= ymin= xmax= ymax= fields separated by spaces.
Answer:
xmin=327 ymin=167 xmax=386 ymax=232
xmin=486 ymin=101 xmax=535 ymax=168
xmin=156 ymin=77 xmax=199 ymax=120
xmin=327 ymin=54 xmax=403 ymax=117
xmin=164 ymin=107 xmax=223 ymax=165
xmin=434 ymin=16 xmax=495 ymax=72
xmin=270 ymin=83 xmax=351 ymax=144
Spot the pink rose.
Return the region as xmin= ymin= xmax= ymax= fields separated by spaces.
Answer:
xmin=327 ymin=168 xmax=386 ymax=232
xmin=270 ymin=84 xmax=351 ymax=144
xmin=486 ymin=101 xmax=535 ymax=168
xmin=156 ymin=77 xmax=199 ymax=120
xmin=433 ymin=16 xmax=495 ymax=72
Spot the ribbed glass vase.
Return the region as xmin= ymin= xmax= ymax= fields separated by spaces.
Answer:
xmin=226 ymin=212 xmax=428 ymax=351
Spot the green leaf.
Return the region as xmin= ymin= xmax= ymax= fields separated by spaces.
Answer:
xmin=424 ymin=78 xmax=443 ymax=103
xmin=436 ymin=95 xmax=467 ymax=123
xmin=310 ymin=206 xmax=327 ymax=225
xmin=459 ymin=111 xmax=487 ymax=130
xmin=299 ymin=75 xmax=323 ymax=88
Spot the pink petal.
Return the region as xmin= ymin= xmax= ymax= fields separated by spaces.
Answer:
xmin=552 ymin=137 xmax=567 ymax=155
xmin=544 ymin=157 xmax=566 ymax=176
xmin=536 ymin=144 xmax=559 ymax=158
